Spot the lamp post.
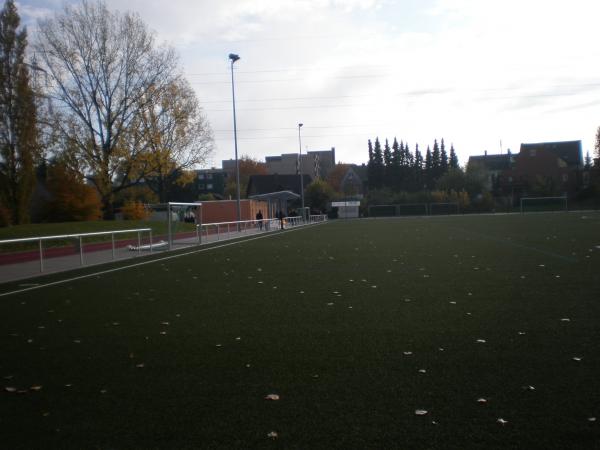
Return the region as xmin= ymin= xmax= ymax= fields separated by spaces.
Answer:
xmin=229 ymin=53 xmax=242 ymax=227
xmin=298 ymin=123 xmax=305 ymax=221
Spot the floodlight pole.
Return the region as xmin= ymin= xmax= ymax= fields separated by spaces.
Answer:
xmin=229 ymin=53 xmax=242 ymax=229
xmin=298 ymin=123 xmax=305 ymax=221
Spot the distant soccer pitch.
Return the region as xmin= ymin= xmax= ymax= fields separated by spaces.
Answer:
xmin=1 ymin=213 xmax=599 ymax=449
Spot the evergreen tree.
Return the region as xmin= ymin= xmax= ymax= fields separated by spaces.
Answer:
xmin=391 ymin=137 xmax=401 ymax=191
xmin=383 ymin=138 xmax=392 ymax=188
xmin=449 ymin=144 xmax=459 ymax=169
xmin=414 ymin=144 xmax=424 ymax=190
xmin=372 ymin=137 xmax=384 ymax=189
xmin=440 ymin=138 xmax=449 ymax=174
xmin=0 ymin=0 xmax=38 ymax=224
xmin=425 ymin=146 xmax=433 ymax=189
xmin=431 ymin=139 xmax=441 ymax=180
xmin=367 ymin=139 xmax=375 ymax=189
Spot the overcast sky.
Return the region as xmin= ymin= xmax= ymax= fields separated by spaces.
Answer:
xmin=18 ymin=0 xmax=600 ymax=167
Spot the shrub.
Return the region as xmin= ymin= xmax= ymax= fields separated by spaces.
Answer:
xmin=121 ymin=201 xmax=149 ymax=220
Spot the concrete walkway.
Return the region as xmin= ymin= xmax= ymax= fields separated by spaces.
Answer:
xmin=0 ymin=223 xmax=279 ymax=285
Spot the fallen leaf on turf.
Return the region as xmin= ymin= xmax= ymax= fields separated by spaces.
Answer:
xmin=418 ymin=369 xmax=427 ymax=373
xmin=403 ymin=351 xmax=413 ymax=356
xmin=477 ymin=398 xmax=487 ymax=403
xmin=497 ymin=418 xmax=508 ymax=425
xmin=327 ymin=302 xmax=334 ymax=306
xmin=518 ymin=332 xmax=526 ymax=335
xmin=588 ymin=417 xmax=597 ymax=422
xmin=159 ymin=331 xmax=167 ymax=335
xmin=161 ymin=322 xmax=170 ymax=326
xmin=449 ymin=301 xmax=457 ymax=304
xmin=476 ymin=339 xmax=486 ymax=343
xmin=573 ymin=357 xmax=583 ymax=361
xmin=73 ymin=339 xmax=81 ymax=344
xmin=30 ymin=385 xmax=42 ymax=391
xmin=5 ymin=387 xmax=17 ymax=393
xmin=561 ymin=318 xmax=571 ymax=322
xmin=522 ymin=385 xmax=535 ymax=391
xmin=265 ymin=394 xmax=280 ymax=401
xmin=415 ymin=410 xmax=428 ymax=416
xmin=235 ymin=337 xmax=241 ymax=341
xmin=267 ymin=431 xmax=278 ymax=439
xmin=136 ymin=363 xmax=145 ymax=368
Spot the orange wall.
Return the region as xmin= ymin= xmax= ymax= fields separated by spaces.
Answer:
xmin=200 ymin=200 xmax=269 ymax=224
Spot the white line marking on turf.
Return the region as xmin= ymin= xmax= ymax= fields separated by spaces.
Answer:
xmin=0 ymin=224 xmax=326 ymax=298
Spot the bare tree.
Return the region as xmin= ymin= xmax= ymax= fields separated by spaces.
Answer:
xmin=124 ymin=78 xmax=214 ymax=202
xmin=35 ymin=0 xmax=181 ymax=218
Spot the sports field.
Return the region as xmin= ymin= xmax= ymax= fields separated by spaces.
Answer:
xmin=1 ymin=213 xmax=599 ymax=449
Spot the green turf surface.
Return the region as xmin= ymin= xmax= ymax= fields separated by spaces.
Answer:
xmin=1 ymin=214 xmax=600 ymax=449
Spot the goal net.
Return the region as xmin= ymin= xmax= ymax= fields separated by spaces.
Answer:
xmin=520 ymin=196 xmax=567 ymax=213
xmin=147 ymin=202 xmax=202 ymax=249
xmin=368 ymin=205 xmax=396 ymax=217
xmin=429 ymin=202 xmax=460 ymax=215
xmin=397 ymin=203 xmax=428 ymax=216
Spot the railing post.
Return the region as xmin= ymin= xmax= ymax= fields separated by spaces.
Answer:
xmin=217 ymin=224 xmax=220 ymax=241
xmin=39 ymin=238 xmax=44 ymax=273
xmin=137 ymin=231 xmax=141 ymax=256
xmin=111 ymin=233 xmax=115 ymax=260
xmin=79 ymin=236 xmax=84 ymax=266
xmin=196 ymin=224 xmax=200 ymax=244
xmin=150 ymin=230 xmax=153 ymax=253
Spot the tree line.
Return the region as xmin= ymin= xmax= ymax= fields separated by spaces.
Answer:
xmin=367 ymin=137 xmax=459 ymax=192
xmin=0 ymin=0 xmax=213 ymax=226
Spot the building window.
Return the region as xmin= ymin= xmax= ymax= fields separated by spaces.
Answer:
xmin=198 ymin=173 xmax=205 ymax=180
xmin=207 ymin=173 xmax=213 ymax=180
xmin=207 ymin=183 xmax=213 ymax=190
xmin=562 ymin=174 xmax=568 ymax=182
xmin=199 ymin=183 xmax=205 ymax=189
xmin=508 ymin=176 xmax=513 ymax=183
xmin=529 ymin=149 xmax=536 ymax=157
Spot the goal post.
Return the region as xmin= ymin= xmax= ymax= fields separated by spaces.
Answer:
xmin=520 ymin=196 xmax=568 ymax=214
xmin=397 ymin=203 xmax=428 ymax=216
xmin=167 ymin=202 xmax=203 ymax=249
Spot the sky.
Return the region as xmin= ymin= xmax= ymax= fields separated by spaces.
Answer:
xmin=17 ymin=0 xmax=600 ymax=168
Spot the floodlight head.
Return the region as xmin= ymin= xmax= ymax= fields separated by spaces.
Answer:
xmin=229 ymin=53 xmax=240 ymax=63
xmin=298 ymin=123 xmax=303 ymax=128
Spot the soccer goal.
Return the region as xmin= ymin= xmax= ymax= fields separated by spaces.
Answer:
xmin=147 ymin=202 xmax=202 ymax=249
xmin=368 ymin=205 xmax=396 ymax=217
xmin=520 ymin=196 xmax=568 ymax=214
xmin=429 ymin=202 xmax=460 ymax=215
xmin=397 ymin=203 xmax=428 ymax=216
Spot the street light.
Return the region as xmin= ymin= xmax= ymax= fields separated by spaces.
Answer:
xmin=298 ymin=123 xmax=305 ymax=221
xmin=229 ymin=53 xmax=242 ymax=227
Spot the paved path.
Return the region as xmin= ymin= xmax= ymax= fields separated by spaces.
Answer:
xmin=0 ymin=224 xmax=277 ymax=285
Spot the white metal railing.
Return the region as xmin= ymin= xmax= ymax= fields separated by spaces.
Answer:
xmin=0 ymin=228 xmax=152 ymax=273
xmin=195 ymin=214 xmax=328 ymax=243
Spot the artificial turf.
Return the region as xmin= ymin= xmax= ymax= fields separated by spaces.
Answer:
xmin=1 ymin=213 xmax=599 ymax=449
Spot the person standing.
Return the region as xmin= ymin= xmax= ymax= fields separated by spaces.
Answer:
xmin=256 ymin=210 xmax=263 ymax=230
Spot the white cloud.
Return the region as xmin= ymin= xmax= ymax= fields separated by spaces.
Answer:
xmin=18 ymin=0 xmax=600 ymax=165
